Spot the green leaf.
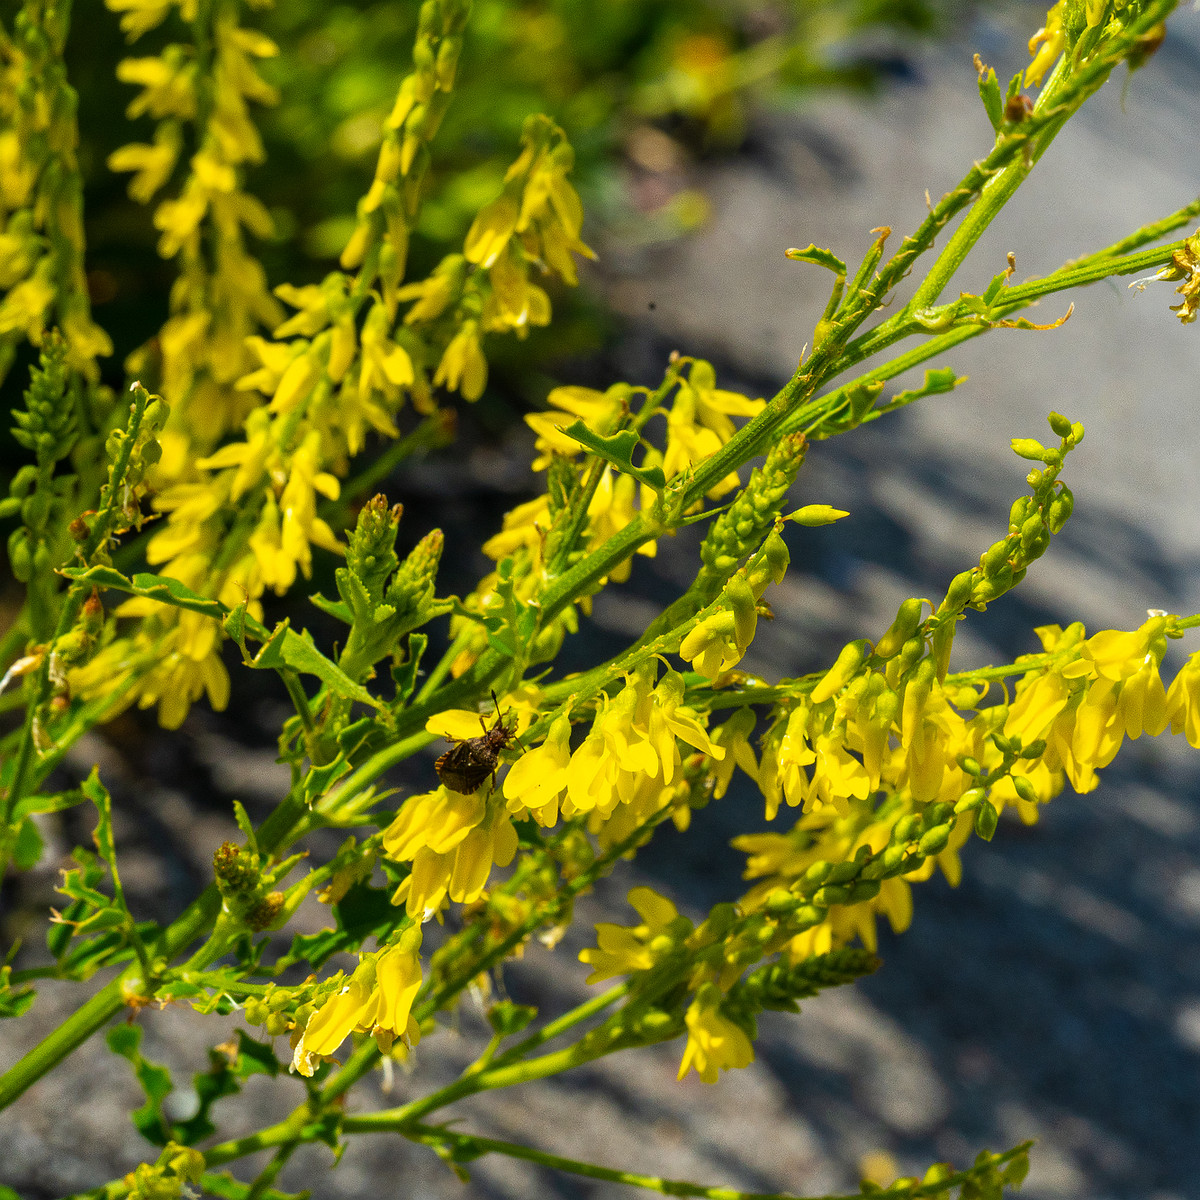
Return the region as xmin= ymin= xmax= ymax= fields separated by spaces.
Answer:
xmin=302 ymin=755 xmax=352 ymax=807
xmin=278 ymin=880 xmax=398 ymax=971
xmin=12 ymin=786 xmax=88 ymax=821
xmin=309 ymin=591 xmax=354 ymax=625
xmin=784 ymin=244 xmax=847 ymax=276
xmin=232 ymin=1029 xmax=282 ymax=1079
xmin=390 ymin=632 xmax=427 ymax=706
xmin=562 ymin=421 xmax=667 ymax=492
xmin=107 ymin=1023 xmax=175 ymax=1147
xmin=263 ymin=624 xmax=381 ymax=709
xmin=0 ymin=968 xmax=35 ymax=1019
xmin=63 ymin=565 xmax=379 ymax=708
xmin=12 ymin=816 xmax=43 ymax=869
xmin=978 ymin=63 xmax=1003 ymax=131
xmin=881 ymin=367 xmax=964 ymax=416
xmin=200 ymin=1172 xmax=308 ymax=1200
xmin=173 ymin=1046 xmax=243 ymax=1145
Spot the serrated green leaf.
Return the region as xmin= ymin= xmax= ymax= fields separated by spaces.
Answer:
xmin=882 ymin=368 xmax=965 ymax=416
xmin=303 ymin=755 xmax=352 ymax=806
xmin=784 ymin=244 xmax=847 ymax=275
xmin=107 ymin=1023 xmax=175 ymax=1147
xmin=13 ymin=786 xmax=88 ymax=821
xmin=563 ymin=421 xmax=667 ymax=491
xmin=233 ymin=1029 xmax=282 ymax=1079
xmin=280 ymin=880 xmax=398 ymax=970
xmin=173 ymin=1047 xmax=241 ymax=1145
xmin=309 ymin=591 xmax=354 ymax=625
xmin=390 ymin=632 xmax=427 ymax=706
xmin=978 ymin=64 xmax=1003 ymax=131
xmin=63 ymin=565 xmax=379 ymax=708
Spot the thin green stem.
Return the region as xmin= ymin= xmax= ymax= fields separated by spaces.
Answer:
xmin=383 ymin=1125 xmax=1032 ymax=1200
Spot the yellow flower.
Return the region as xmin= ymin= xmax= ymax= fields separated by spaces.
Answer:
xmin=1025 ymin=2 xmax=1067 ymax=87
xmin=578 ymin=886 xmax=684 ymax=984
xmin=108 ymin=127 xmax=181 ymax=203
xmin=434 ymin=321 xmax=487 ymax=400
xmin=677 ymin=984 xmax=754 ymax=1084
xmin=680 ymin=360 xmax=764 ymax=444
xmin=1167 ymin=652 xmax=1200 ymax=747
xmin=678 ymin=610 xmax=740 ymax=681
xmin=291 ymin=927 xmax=423 ymax=1076
xmin=503 ymin=712 xmax=572 ymax=824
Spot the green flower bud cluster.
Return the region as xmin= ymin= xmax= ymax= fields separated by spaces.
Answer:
xmin=9 ymin=330 xmax=75 ymax=465
xmin=344 ymin=495 xmax=403 ymax=607
xmin=213 ymin=841 xmax=286 ymax=933
xmin=334 ymin=495 xmax=446 ymax=682
xmin=699 ymin=431 xmax=807 ymax=579
xmin=244 ymin=982 xmax=312 ymax=1038
xmin=764 ymin=801 xmax=960 ymax=927
xmin=123 ymin=1143 xmax=204 ymax=1200
xmin=964 ymin=412 xmax=1082 ymax=610
xmin=728 ymin=947 xmax=881 ymax=1014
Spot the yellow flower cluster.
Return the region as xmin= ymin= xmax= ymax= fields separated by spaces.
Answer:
xmin=446 ymin=358 xmax=766 ymax=678
xmin=0 ymin=7 xmax=111 ymax=378
xmin=107 ymin=0 xmax=283 ymax=449
xmin=395 ymin=112 xmax=593 ymax=402
xmin=291 ymin=926 xmax=423 ymax=1077
xmin=71 ymin=3 xmax=597 ymax=729
xmin=572 ymin=611 xmax=1200 ymax=1088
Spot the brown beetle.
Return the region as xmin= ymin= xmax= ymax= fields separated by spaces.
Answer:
xmin=434 ymin=694 xmax=516 ymax=795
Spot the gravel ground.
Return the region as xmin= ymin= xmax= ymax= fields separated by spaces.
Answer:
xmin=6 ymin=6 xmax=1200 ymax=1199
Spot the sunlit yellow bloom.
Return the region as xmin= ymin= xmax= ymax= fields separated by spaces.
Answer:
xmin=677 ymin=984 xmax=753 ymax=1084
xmin=526 ymin=383 xmax=626 ymax=469
xmin=291 ymin=927 xmax=423 ymax=1076
xmin=579 ymin=886 xmax=684 ymax=984
xmin=503 ymin=712 xmax=572 ymax=825
xmin=679 ymin=610 xmax=740 ymax=681
xmin=680 ymin=360 xmax=764 ymax=444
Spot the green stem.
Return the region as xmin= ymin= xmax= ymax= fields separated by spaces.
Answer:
xmin=387 ymin=1125 xmax=1031 ymax=1200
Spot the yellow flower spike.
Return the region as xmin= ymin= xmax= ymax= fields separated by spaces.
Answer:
xmin=677 ymin=984 xmax=754 ymax=1084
